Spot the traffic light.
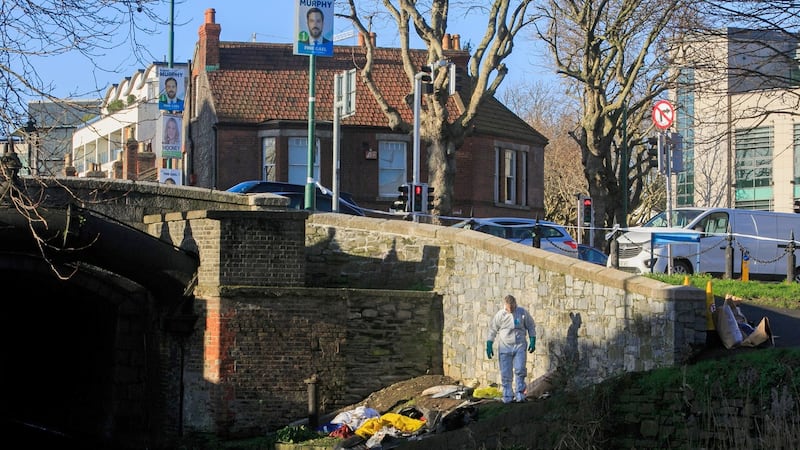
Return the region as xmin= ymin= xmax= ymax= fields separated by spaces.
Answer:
xmin=669 ymin=132 xmax=684 ymax=172
xmin=419 ymin=65 xmax=434 ymax=94
xmin=426 ymin=185 xmax=435 ymax=211
xmin=582 ymin=197 xmax=593 ymax=227
xmin=448 ymin=64 xmax=465 ymax=95
xmin=646 ymin=137 xmax=659 ymax=168
xmin=413 ymin=183 xmax=424 ymax=212
xmin=394 ymin=184 xmax=411 ymax=212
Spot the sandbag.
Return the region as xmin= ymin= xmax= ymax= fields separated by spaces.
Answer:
xmin=714 ymin=303 xmax=743 ymax=349
xmin=740 ymin=316 xmax=773 ymax=348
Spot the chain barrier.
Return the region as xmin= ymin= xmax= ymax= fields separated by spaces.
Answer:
xmin=357 ymin=210 xmax=799 ymax=267
xmin=734 ymin=241 xmax=790 ymax=265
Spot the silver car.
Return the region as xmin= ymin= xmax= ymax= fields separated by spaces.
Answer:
xmin=452 ymin=217 xmax=578 ymax=258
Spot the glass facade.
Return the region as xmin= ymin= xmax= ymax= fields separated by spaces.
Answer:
xmin=734 ymin=127 xmax=774 ymax=210
xmin=675 ymin=68 xmax=695 ymax=206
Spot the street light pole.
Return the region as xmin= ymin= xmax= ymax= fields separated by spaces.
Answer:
xmin=24 ymin=118 xmax=38 ymax=176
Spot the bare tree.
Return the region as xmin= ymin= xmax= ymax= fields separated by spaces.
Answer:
xmin=1 ymin=0 xmax=171 ymax=277
xmin=533 ymin=0 xmax=699 ymax=247
xmin=340 ymin=0 xmax=536 ymax=217
xmin=501 ymin=79 xmax=585 ymax=226
xmin=1 ymin=0 xmax=170 ymax=137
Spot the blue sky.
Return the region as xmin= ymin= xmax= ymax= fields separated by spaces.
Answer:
xmin=36 ymin=1 xmax=554 ymax=100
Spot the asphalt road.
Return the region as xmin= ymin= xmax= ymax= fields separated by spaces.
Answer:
xmin=738 ymin=303 xmax=800 ymax=348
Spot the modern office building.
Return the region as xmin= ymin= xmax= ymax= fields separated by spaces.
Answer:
xmin=673 ymin=27 xmax=800 ymax=213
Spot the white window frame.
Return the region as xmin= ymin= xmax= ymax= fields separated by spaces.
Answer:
xmin=494 ymin=144 xmax=528 ymax=207
xmin=262 ymin=137 xmax=276 ymax=181
xmin=288 ymin=137 xmax=320 ymax=185
xmin=378 ymin=140 xmax=407 ymax=197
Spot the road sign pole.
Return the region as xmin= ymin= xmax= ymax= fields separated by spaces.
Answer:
xmin=332 ymin=73 xmax=342 ymax=212
xmin=305 ymin=54 xmax=316 ymax=210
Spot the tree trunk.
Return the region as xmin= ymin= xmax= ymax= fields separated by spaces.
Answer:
xmin=426 ymin=135 xmax=457 ymax=223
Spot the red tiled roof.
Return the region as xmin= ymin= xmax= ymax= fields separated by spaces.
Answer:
xmin=206 ymin=42 xmax=546 ymax=143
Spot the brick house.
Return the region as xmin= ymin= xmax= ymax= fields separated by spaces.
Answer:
xmin=188 ymin=8 xmax=548 ymax=219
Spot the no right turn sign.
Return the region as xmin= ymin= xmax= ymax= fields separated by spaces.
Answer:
xmin=652 ymin=100 xmax=675 ymax=130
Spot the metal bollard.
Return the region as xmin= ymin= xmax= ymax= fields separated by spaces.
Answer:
xmin=305 ymin=374 xmax=319 ymax=429
xmin=724 ymin=227 xmax=733 ymax=280
xmin=787 ymin=231 xmax=796 ymax=283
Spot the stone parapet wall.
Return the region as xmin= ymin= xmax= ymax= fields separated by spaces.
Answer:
xmin=306 ymin=214 xmax=708 ymax=390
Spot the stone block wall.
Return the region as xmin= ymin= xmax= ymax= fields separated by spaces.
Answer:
xmin=305 ymin=214 xmax=708 ymax=390
xmin=144 ymin=209 xmax=708 ymax=441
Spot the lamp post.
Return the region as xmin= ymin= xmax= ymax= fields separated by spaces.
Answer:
xmin=24 ymin=118 xmax=38 ymax=176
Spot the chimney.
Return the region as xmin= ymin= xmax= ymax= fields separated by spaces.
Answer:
xmin=196 ymin=8 xmax=221 ymax=76
xmin=370 ymin=32 xmax=376 ymax=47
xmin=443 ymin=34 xmax=452 ymax=50
xmin=452 ymin=34 xmax=461 ymax=50
xmin=358 ymin=32 xmax=377 ymax=47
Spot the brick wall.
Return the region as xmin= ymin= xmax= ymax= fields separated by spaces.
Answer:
xmin=177 ymin=288 xmax=442 ymax=438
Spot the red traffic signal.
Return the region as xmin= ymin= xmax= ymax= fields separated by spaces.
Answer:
xmin=582 ymin=197 xmax=593 ymax=227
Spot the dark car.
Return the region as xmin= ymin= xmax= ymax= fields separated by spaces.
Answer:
xmin=226 ymin=181 xmax=365 ymax=216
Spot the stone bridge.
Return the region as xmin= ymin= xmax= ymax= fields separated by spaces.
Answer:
xmin=1 ymin=176 xmax=706 ymax=448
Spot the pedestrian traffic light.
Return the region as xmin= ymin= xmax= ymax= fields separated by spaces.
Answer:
xmin=582 ymin=197 xmax=593 ymax=227
xmin=413 ymin=183 xmax=424 ymax=212
xmin=395 ymin=184 xmax=411 ymax=212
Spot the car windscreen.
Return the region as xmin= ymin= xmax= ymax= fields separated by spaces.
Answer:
xmin=641 ymin=210 xmax=703 ymax=228
xmin=280 ymin=192 xmax=364 ymax=216
xmin=226 ymin=181 xmax=261 ymax=193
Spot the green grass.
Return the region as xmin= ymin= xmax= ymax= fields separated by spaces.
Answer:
xmin=647 ymin=273 xmax=800 ymax=309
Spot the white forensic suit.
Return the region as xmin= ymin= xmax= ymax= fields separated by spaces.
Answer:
xmin=486 ymin=303 xmax=536 ymax=403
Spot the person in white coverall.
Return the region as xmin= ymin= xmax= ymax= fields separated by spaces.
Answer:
xmin=486 ymin=294 xmax=536 ymax=403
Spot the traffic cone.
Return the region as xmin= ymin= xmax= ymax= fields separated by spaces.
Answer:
xmin=683 ymin=275 xmax=690 ymax=286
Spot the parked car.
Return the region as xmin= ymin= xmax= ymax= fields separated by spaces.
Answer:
xmin=451 ymin=217 xmax=578 ymax=258
xmin=226 ymin=181 xmax=365 ymax=216
xmin=577 ymin=244 xmax=608 ymax=266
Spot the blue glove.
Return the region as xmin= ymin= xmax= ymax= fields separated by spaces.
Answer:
xmin=528 ymin=337 xmax=536 ymax=353
xmin=486 ymin=340 xmax=494 ymax=359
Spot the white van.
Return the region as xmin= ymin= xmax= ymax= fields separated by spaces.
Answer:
xmin=611 ymin=207 xmax=800 ymax=281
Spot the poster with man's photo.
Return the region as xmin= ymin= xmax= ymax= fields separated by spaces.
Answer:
xmin=159 ymin=168 xmax=182 ymax=185
xmin=158 ymin=67 xmax=186 ymax=112
xmin=161 ymin=114 xmax=182 ymax=159
xmin=293 ymin=1 xmax=333 ymax=57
